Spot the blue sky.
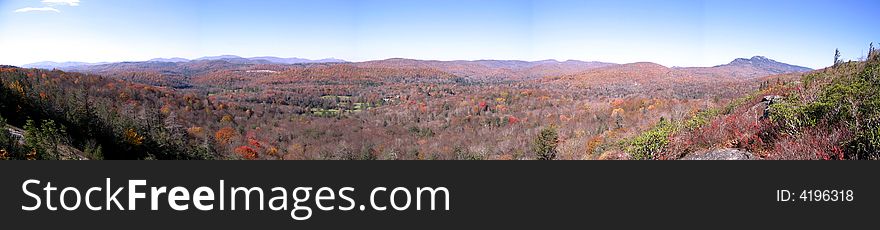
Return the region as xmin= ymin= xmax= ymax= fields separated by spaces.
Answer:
xmin=0 ymin=0 xmax=877 ymax=68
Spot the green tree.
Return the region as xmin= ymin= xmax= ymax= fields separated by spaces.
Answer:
xmin=24 ymin=119 xmax=68 ymax=160
xmin=870 ymin=42 xmax=876 ymax=59
xmin=0 ymin=115 xmax=14 ymax=159
xmin=83 ymin=139 xmax=104 ymax=160
xmin=532 ymin=125 xmax=558 ymax=160
xmin=834 ymin=49 xmax=842 ymax=67
xmin=627 ymin=118 xmax=676 ymax=160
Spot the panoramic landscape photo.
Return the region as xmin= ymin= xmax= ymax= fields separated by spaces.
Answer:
xmin=1 ymin=0 xmax=878 ymax=160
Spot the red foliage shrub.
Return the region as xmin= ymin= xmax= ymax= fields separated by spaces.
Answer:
xmin=726 ymin=117 xmax=775 ymax=152
xmin=662 ymin=102 xmax=779 ymax=159
xmin=661 ymin=132 xmax=693 ymax=160
xmin=248 ymin=138 xmax=263 ymax=149
xmin=767 ymin=126 xmax=850 ymax=160
xmin=508 ymin=116 xmax=519 ymax=124
xmin=234 ymin=146 xmax=258 ymax=160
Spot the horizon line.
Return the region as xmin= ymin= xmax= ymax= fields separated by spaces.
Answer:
xmin=11 ymin=54 xmax=823 ymax=70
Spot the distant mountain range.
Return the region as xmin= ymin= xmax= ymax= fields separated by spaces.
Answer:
xmin=21 ymin=55 xmax=812 ymax=81
xmin=23 ymin=61 xmax=110 ymax=69
xmin=147 ymin=57 xmax=190 ymax=63
xmin=173 ymin=55 xmax=348 ymax=64
xmin=353 ymin=58 xmax=616 ymax=81
xmin=24 ymin=55 xmax=348 ymax=69
xmin=247 ymin=56 xmax=348 ymax=64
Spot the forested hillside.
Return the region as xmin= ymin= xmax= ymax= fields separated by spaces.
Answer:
xmin=0 ymin=67 xmax=211 ymax=160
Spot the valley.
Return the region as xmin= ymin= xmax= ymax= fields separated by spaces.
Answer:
xmin=3 ymin=53 xmax=876 ymax=160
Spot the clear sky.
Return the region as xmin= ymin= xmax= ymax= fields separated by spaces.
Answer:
xmin=0 ymin=0 xmax=877 ymax=69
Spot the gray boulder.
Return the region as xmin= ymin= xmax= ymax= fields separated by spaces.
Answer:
xmin=681 ymin=148 xmax=756 ymax=160
xmin=747 ymin=95 xmax=784 ymax=120
xmin=760 ymin=95 xmax=784 ymax=119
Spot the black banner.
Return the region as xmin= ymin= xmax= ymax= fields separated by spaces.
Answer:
xmin=1 ymin=161 xmax=876 ymax=229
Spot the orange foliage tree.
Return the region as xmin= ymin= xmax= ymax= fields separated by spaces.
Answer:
xmin=124 ymin=128 xmax=145 ymax=146
xmin=214 ymin=127 xmax=236 ymax=145
xmin=234 ymin=146 xmax=258 ymax=160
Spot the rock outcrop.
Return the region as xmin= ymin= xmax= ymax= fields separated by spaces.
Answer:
xmin=746 ymin=95 xmax=784 ymax=122
xmin=681 ymin=148 xmax=756 ymax=160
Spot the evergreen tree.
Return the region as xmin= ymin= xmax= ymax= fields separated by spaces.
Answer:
xmin=532 ymin=125 xmax=558 ymax=160
xmin=834 ymin=49 xmax=842 ymax=67
xmin=0 ymin=115 xmax=13 ymax=160
xmin=870 ymin=42 xmax=875 ymax=58
xmin=24 ymin=119 xmax=68 ymax=160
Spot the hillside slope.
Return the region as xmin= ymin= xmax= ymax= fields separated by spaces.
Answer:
xmin=620 ymin=52 xmax=879 ymax=160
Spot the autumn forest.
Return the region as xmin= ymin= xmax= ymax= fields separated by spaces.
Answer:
xmin=1 ymin=47 xmax=879 ymax=160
